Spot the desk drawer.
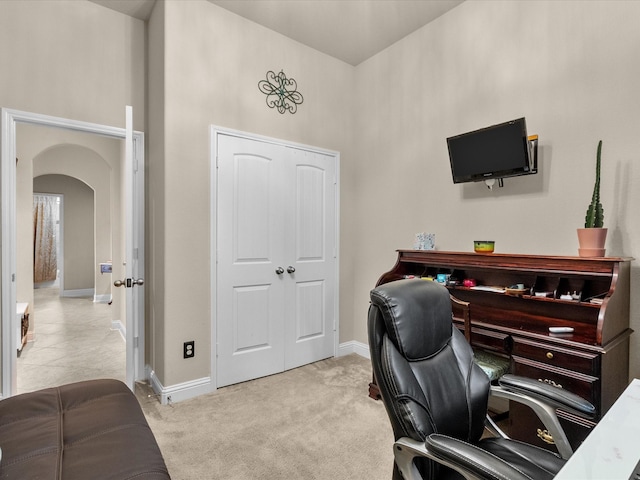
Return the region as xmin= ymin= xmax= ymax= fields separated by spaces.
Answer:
xmin=511 ymin=356 xmax=599 ymax=410
xmin=509 ymin=402 xmax=594 ymax=452
xmin=512 ymin=338 xmax=598 ymax=375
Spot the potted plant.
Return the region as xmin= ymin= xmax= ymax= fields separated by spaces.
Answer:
xmin=577 ymin=140 xmax=607 ymax=257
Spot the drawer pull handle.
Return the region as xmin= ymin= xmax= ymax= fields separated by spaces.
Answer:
xmin=538 ymin=378 xmax=563 ymax=389
xmin=537 ymin=428 xmax=555 ymax=445
xmin=546 ymin=352 xmax=554 ymax=359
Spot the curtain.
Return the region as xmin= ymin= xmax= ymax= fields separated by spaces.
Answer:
xmin=33 ymin=194 xmax=58 ymax=283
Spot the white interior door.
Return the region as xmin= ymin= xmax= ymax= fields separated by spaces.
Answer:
xmin=214 ymin=130 xmax=338 ymax=389
xmin=284 ymin=148 xmax=336 ymax=370
xmin=216 ymin=136 xmax=287 ymax=387
xmin=123 ymin=106 xmax=145 ymax=387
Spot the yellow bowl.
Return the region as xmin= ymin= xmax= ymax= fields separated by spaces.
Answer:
xmin=474 ymin=241 xmax=495 ymax=253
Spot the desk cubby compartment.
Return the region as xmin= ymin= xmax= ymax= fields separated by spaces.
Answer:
xmin=528 ymin=275 xmax=611 ymax=304
xmin=580 ymin=277 xmax=611 ymax=304
xmin=532 ymin=276 xmax=560 ymax=298
xmin=531 ymin=276 xmax=587 ymax=301
xmin=449 ymin=269 xmax=466 ymax=284
xmin=556 ymin=277 xmax=585 ymax=302
xmin=410 ymin=266 xmax=454 ymax=279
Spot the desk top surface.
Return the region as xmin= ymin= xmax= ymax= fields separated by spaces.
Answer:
xmin=555 ymin=378 xmax=640 ymax=479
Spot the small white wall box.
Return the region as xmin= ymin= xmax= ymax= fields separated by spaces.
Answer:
xmin=100 ymin=262 xmax=112 ymax=274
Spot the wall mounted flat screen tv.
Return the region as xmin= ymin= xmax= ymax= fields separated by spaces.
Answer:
xmin=447 ymin=117 xmax=536 ymax=184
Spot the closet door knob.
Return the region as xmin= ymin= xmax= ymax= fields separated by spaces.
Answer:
xmin=275 ymin=267 xmax=285 ymax=275
xmin=287 ymin=266 xmax=296 ymax=274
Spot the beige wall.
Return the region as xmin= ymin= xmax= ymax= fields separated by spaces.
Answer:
xmin=33 ymin=174 xmax=95 ymax=290
xmin=147 ymin=0 xmax=167 ymax=383
xmin=352 ymin=0 xmax=640 ymax=379
xmin=0 ymin=1 xmax=145 ymax=129
xmin=149 ymin=0 xmax=354 ymax=386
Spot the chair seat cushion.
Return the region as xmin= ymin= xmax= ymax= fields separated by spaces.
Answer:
xmin=473 ymin=349 xmax=510 ymax=381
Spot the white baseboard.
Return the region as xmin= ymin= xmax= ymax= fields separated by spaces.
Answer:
xmin=338 ymin=340 xmax=370 ymax=359
xmin=110 ymin=320 xmax=126 ymax=341
xmin=62 ymin=288 xmax=94 ymax=298
xmin=144 ymin=342 xmax=370 ymax=405
xmin=148 ymin=368 xmax=213 ymax=405
xmin=94 ymin=294 xmax=112 ymax=303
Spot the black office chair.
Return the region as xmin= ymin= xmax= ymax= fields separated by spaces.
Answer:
xmin=368 ymin=279 xmax=596 ymax=480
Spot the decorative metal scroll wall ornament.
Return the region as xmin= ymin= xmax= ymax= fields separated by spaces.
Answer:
xmin=258 ymin=70 xmax=303 ymax=114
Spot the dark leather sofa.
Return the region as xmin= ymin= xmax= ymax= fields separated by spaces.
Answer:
xmin=0 ymin=379 xmax=170 ymax=479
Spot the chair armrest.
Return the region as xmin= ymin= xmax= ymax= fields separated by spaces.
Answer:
xmin=498 ymin=374 xmax=596 ymax=418
xmin=490 ymin=374 xmax=595 ymax=459
xmin=393 ymin=436 xmax=532 ymax=480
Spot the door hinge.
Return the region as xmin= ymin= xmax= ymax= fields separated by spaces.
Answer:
xmin=134 ymin=336 xmax=139 ymax=347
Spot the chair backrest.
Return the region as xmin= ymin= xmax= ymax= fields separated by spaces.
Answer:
xmin=368 ymin=279 xmax=490 ymax=448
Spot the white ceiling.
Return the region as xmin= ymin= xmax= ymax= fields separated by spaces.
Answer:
xmin=89 ymin=0 xmax=464 ymax=65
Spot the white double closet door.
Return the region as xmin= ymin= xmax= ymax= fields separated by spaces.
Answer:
xmin=215 ymin=132 xmax=337 ymax=388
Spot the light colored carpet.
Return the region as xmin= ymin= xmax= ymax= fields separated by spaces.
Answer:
xmin=137 ymin=354 xmax=395 ymax=480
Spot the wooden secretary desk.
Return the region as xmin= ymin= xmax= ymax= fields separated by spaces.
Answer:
xmin=369 ymin=250 xmax=633 ymax=451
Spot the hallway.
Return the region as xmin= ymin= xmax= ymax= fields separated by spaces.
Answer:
xmin=16 ymin=287 xmax=125 ymax=394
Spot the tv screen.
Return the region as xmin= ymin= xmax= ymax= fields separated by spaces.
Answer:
xmin=447 ymin=118 xmax=535 ymax=184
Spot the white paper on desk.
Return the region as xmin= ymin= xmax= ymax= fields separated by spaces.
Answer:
xmin=470 ymin=286 xmax=505 ymax=293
